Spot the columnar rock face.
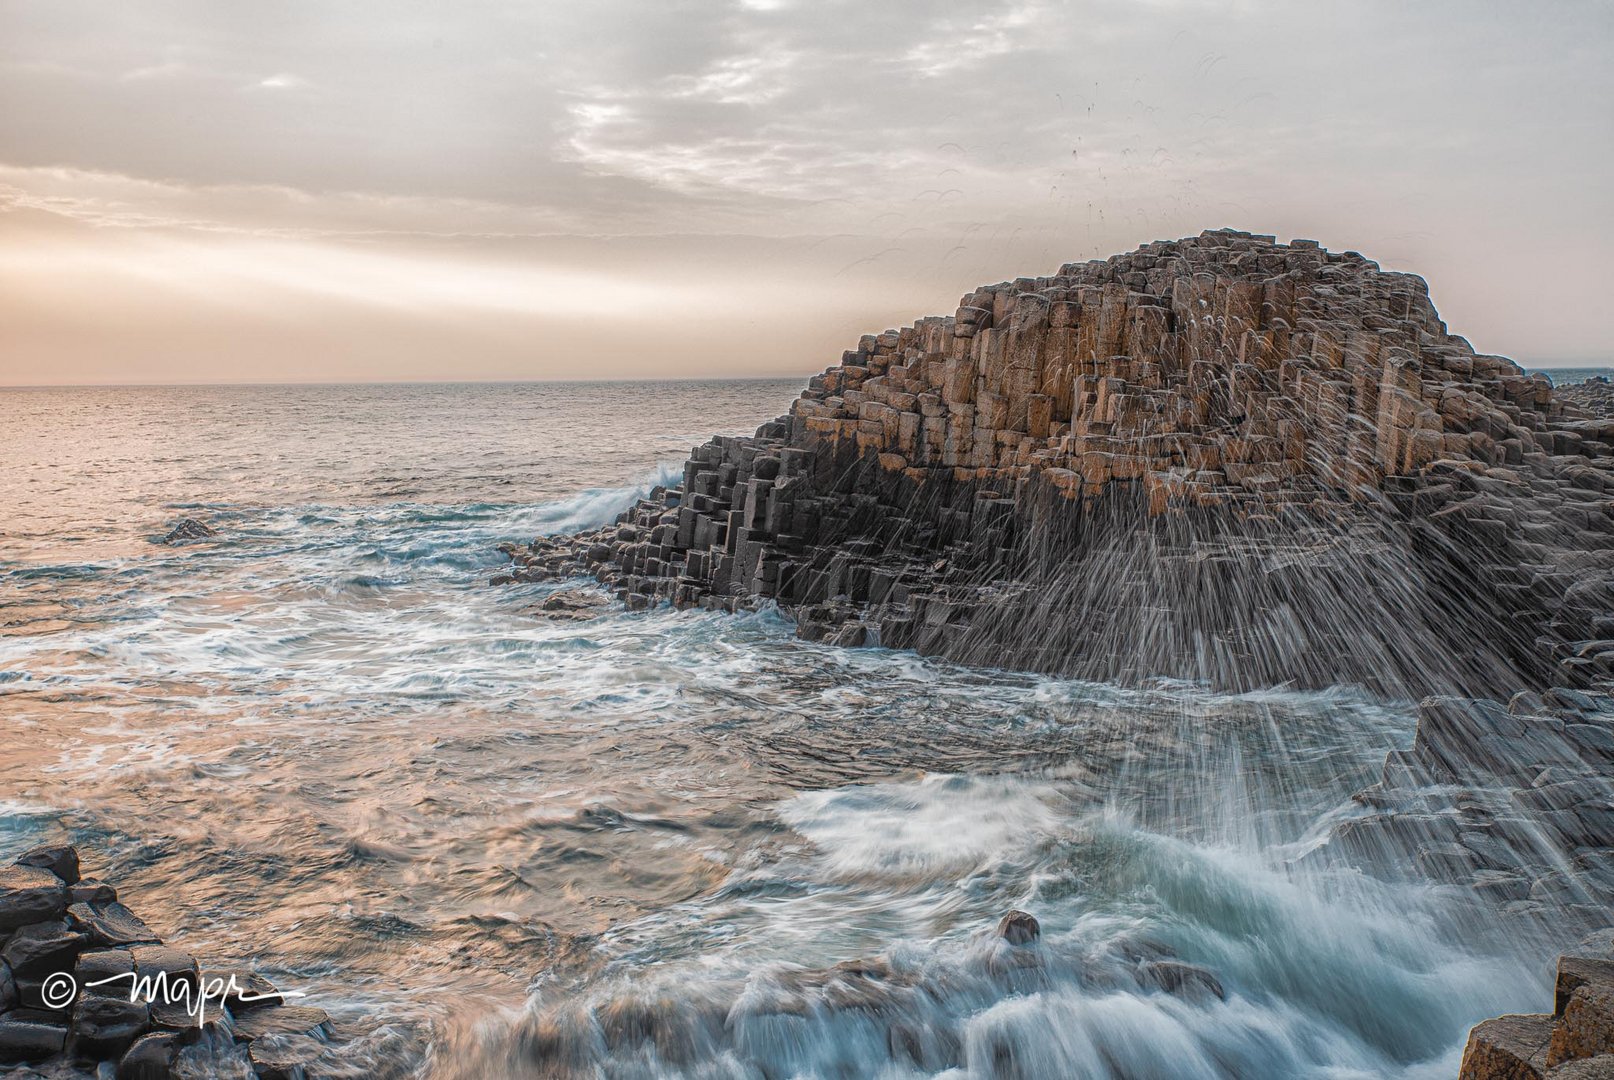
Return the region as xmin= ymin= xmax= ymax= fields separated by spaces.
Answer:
xmin=505 ymin=230 xmax=1614 ymax=698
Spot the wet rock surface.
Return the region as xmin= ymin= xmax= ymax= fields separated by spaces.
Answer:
xmin=159 ymin=518 xmax=216 ymax=545
xmin=498 ymin=230 xmax=1614 ymax=701
xmin=0 ymin=844 xmax=323 ymax=1078
xmin=1308 ymin=691 xmax=1614 ymax=940
xmin=1334 ymin=690 xmax=1614 ymax=1078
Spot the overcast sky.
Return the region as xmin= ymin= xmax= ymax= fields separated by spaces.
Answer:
xmin=1 ymin=0 xmax=1609 ymax=384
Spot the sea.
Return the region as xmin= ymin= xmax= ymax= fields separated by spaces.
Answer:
xmin=0 ymin=373 xmax=1605 ymax=1078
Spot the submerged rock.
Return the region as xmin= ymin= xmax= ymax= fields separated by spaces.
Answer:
xmin=160 ymin=518 xmax=216 ymax=544
xmin=995 ymin=909 xmax=1040 ymax=946
xmin=535 ymin=587 xmax=610 ymax=621
xmin=1137 ymin=960 xmax=1227 ymax=1002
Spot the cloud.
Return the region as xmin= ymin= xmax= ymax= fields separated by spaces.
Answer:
xmin=255 ymin=73 xmax=310 ymax=90
xmin=0 ymin=0 xmax=1610 ymax=383
xmin=903 ymin=2 xmax=1048 ymax=78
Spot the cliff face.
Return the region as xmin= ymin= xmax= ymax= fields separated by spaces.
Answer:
xmin=507 ymin=229 xmax=1614 ymax=698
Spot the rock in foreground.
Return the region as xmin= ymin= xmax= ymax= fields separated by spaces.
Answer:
xmin=0 ymin=844 xmax=326 ymax=1078
xmin=1461 ymin=951 xmax=1614 ymax=1079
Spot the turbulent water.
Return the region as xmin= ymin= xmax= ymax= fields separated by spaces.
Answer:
xmin=0 ymin=379 xmax=1586 ymax=1078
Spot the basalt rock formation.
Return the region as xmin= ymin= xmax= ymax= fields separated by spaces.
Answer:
xmin=0 ymin=844 xmax=326 ymax=1078
xmin=1460 ymin=949 xmax=1614 ymax=1078
xmin=502 ymin=229 xmax=1614 ymax=700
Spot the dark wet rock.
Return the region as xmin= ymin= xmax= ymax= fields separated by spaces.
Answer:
xmin=248 ymin=1033 xmax=326 ymax=1080
xmin=2 ymin=920 xmax=87 ymax=978
xmin=536 ymin=587 xmax=609 ymax=621
xmin=1317 ymin=689 xmax=1614 ymax=932
xmin=0 ymin=1009 xmax=69 ymax=1064
xmin=203 ymin=967 xmax=284 ymax=1012
xmin=160 ymin=518 xmax=216 ymax=544
xmin=995 ymin=910 xmax=1040 ymax=945
xmin=230 ymin=1004 xmax=331 ymax=1042
xmin=0 ymin=844 xmax=306 ymax=1077
xmin=70 ymin=993 xmax=151 ymax=1059
xmin=146 ymin=998 xmax=204 ymax=1034
xmin=68 ymin=879 xmax=116 ymax=906
xmin=76 ymin=948 xmax=135 ymax=994
xmin=116 ymin=1030 xmax=181 ymax=1079
xmin=1472 ymin=870 xmax=1533 ymax=903
xmin=15 ymin=846 xmax=79 ymax=886
xmin=1137 ymin=960 xmax=1226 ymax=1002
xmin=0 ymin=866 xmax=69 ymax=933
xmin=129 ymin=947 xmax=198 ymax=999
xmin=67 ymin=901 xmax=160 ymax=948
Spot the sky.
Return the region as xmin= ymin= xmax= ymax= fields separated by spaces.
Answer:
xmin=0 ymin=0 xmax=1610 ymax=385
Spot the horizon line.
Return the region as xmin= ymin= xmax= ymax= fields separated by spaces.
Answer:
xmin=0 ymin=373 xmax=822 ymax=391
xmin=2 ymin=362 xmax=1609 ymax=392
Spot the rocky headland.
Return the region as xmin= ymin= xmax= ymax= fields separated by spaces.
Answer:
xmin=504 ymin=229 xmax=1614 ymax=700
xmin=499 ymin=229 xmax=1614 ymax=1075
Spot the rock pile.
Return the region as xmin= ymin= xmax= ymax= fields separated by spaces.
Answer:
xmin=501 ymin=230 xmax=1614 ymax=699
xmin=0 ymin=844 xmax=328 ymax=1079
xmin=1461 ymin=950 xmax=1614 ymax=1078
xmin=1560 ymin=377 xmax=1614 ymax=420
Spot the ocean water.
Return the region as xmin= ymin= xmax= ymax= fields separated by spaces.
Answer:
xmin=1540 ymin=366 xmax=1613 ymax=385
xmin=0 ymin=380 xmax=1564 ymax=1078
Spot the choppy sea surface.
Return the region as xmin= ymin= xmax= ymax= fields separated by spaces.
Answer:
xmin=0 ymin=378 xmax=1585 ymax=1078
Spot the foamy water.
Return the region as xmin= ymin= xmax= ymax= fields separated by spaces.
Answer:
xmin=0 ymin=380 xmax=1569 ymax=1078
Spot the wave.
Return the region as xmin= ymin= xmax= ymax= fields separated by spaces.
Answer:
xmin=433 ymin=775 xmax=1536 ymax=1079
xmin=506 ymin=460 xmax=685 ymax=537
